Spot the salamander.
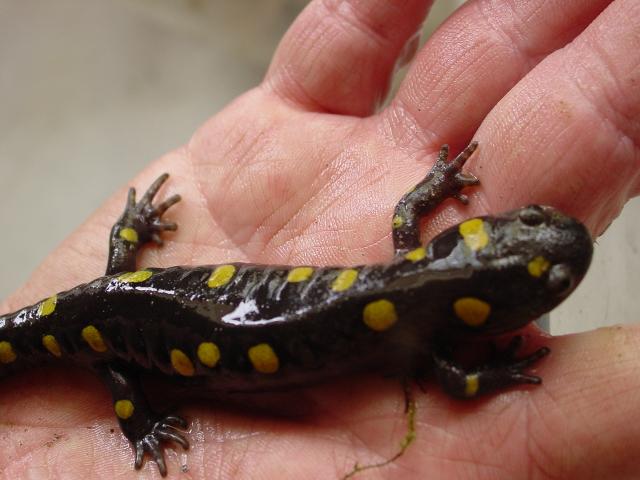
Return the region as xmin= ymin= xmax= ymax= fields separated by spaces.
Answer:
xmin=0 ymin=141 xmax=593 ymax=476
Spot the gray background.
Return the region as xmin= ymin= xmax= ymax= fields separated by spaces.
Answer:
xmin=1 ymin=0 xmax=638 ymax=334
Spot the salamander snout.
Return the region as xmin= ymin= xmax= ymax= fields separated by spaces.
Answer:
xmin=461 ymin=205 xmax=593 ymax=333
xmin=415 ymin=205 xmax=593 ymax=334
xmin=482 ymin=204 xmax=592 ymax=307
xmin=520 ymin=205 xmax=593 ymax=295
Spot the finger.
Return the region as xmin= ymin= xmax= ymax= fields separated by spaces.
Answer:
xmin=151 ymin=194 xmax=181 ymax=216
xmin=264 ymin=0 xmax=432 ymax=116
xmin=471 ymin=0 xmax=640 ymax=235
xmin=151 ymin=221 xmax=178 ymax=232
xmin=161 ymin=415 xmax=188 ymax=429
xmin=126 ymin=188 xmax=136 ymax=209
xmin=383 ymin=0 xmax=614 ymax=150
xmin=156 ymin=429 xmax=189 ymax=449
xmin=140 ymin=173 xmax=169 ymax=206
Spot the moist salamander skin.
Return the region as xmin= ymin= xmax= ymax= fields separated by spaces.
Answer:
xmin=0 ymin=142 xmax=593 ymax=476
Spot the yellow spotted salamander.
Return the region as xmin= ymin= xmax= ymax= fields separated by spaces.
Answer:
xmin=0 ymin=142 xmax=593 ymax=476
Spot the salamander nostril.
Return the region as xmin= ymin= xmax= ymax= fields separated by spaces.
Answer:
xmin=518 ymin=206 xmax=546 ymax=226
xmin=547 ymin=263 xmax=574 ymax=295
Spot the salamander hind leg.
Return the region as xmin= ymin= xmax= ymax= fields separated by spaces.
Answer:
xmin=392 ymin=141 xmax=480 ymax=254
xmin=106 ymin=173 xmax=181 ymax=275
xmin=98 ymin=363 xmax=189 ymax=477
xmin=432 ymin=336 xmax=550 ymax=399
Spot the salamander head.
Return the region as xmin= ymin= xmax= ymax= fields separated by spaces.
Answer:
xmin=425 ymin=205 xmax=593 ymax=334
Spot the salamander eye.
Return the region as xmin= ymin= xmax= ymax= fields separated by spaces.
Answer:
xmin=547 ymin=263 xmax=574 ymax=295
xmin=519 ymin=206 xmax=546 ymax=226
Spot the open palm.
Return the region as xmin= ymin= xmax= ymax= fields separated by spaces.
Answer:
xmin=2 ymin=0 xmax=639 ymax=478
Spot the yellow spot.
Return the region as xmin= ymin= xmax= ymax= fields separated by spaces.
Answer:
xmin=404 ymin=247 xmax=426 ymax=262
xmin=287 ymin=267 xmax=314 ymax=283
xmin=119 ymin=227 xmax=139 ymax=243
xmin=528 ymin=256 xmax=551 ymax=278
xmin=0 ymin=341 xmax=16 ymax=364
xmin=392 ymin=214 xmax=405 ymax=229
xmin=459 ymin=218 xmax=489 ymax=251
xmin=331 ymin=269 xmax=359 ymax=292
xmin=248 ymin=343 xmax=279 ymax=374
xmin=197 ymin=342 xmax=220 ymax=368
xmin=81 ymin=325 xmax=108 ymax=352
xmin=114 ymin=400 xmax=135 ymax=420
xmin=453 ymin=297 xmax=491 ymax=327
xmin=117 ymin=270 xmax=153 ymax=283
xmin=171 ymin=349 xmax=195 ymax=376
xmin=465 ymin=374 xmax=480 ymax=397
xmin=42 ymin=335 xmax=62 ymax=357
xmin=363 ymin=299 xmax=398 ymax=332
xmin=37 ymin=295 xmax=57 ymax=317
xmin=207 ymin=265 xmax=236 ymax=288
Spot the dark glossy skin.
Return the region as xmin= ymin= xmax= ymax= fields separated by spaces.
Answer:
xmin=0 ymin=142 xmax=593 ymax=476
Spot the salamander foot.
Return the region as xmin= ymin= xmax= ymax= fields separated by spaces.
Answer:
xmin=433 ymin=336 xmax=550 ymax=399
xmin=430 ymin=141 xmax=480 ymax=204
xmin=106 ymin=173 xmax=181 ymax=274
xmin=99 ymin=364 xmax=189 ymax=477
xmin=133 ymin=415 xmax=190 ymax=477
xmin=122 ymin=173 xmax=182 ymax=246
xmin=392 ymin=141 xmax=480 ymax=253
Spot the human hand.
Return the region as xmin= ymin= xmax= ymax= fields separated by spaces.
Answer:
xmin=1 ymin=0 xmax=639 ymax=478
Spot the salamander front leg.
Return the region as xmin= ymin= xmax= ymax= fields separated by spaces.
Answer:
xmin=432 ymin=336 xmax=550 ymax=398
xmin=98 ymin=362 xmax=189 ymax=477
xmin=106 ymin=173 xmax=181 ymax=275
xmin=392 ymin=142 xmax=480 ymax=254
